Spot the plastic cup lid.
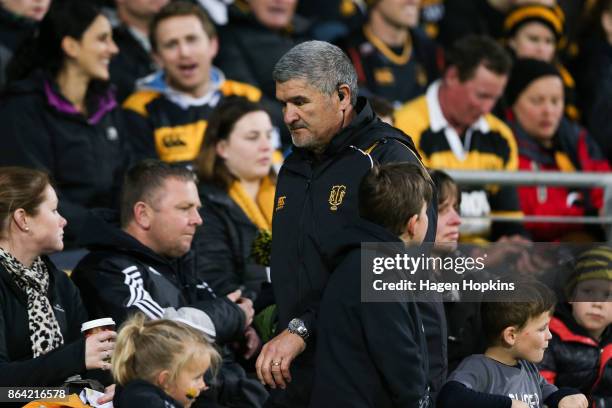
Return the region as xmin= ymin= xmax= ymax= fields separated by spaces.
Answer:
xmin=81 ymin=318 xmax=116 ymax=332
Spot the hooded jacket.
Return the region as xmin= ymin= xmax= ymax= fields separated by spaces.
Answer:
xmin=0 ymin=72 xmax=131 ymax=247
xmin=539 ymin=303 xmax=612 ymax=408
xmin=0 ymin=256 xmax=88 ymax=399
xmin=311 ymin=220 xmax=430 ymax=408
xmin=71 ymin=210 xmax=245 ymax=344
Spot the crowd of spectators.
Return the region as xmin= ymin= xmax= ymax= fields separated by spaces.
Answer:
xmin=0 ymin=0 xmax=610 ymax=407
xmin=0 ymin=0 xmax=610 ymax=244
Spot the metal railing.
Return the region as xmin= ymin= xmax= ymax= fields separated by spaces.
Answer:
xmin=445 ymin=170 xmax=612 ymax=239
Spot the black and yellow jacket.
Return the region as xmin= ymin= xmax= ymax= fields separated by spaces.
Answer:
xmin=122 ymin=67 xmax=261 ymax=166
xmin=395 ymin=81 xmax=524 ymax=240
xmin=339 ymin=25 xmax=441 ymax=105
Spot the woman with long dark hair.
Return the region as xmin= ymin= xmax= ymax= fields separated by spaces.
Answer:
xmin=0 ymin=0 xmax=131 ymax=247
xmin=193 ymin=97 xmax=276 ymax=301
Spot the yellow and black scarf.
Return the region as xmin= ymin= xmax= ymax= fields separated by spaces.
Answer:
xmin=228 ymin=177 xmax=275 ymax=231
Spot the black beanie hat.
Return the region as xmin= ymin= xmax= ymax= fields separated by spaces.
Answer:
xmin=505 ymin=58 xmax=561 ymax=106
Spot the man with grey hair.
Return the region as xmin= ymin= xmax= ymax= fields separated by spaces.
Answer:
xmin=255 ymin=40 xmax=437 ymax=407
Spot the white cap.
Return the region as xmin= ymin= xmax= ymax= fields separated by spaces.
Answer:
xmin=81 ymin=318 xmax=116 ymax=333
xmin=163 ymin=307 xmax=216 ymax=339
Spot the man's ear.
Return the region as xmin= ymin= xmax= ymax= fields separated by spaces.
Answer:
xmin=337 ymin=83 xmax=351 ymax=111
xmin=444 ymin=65 xmax=460 ymax=86
xmin=61 ymin=36 xmax=80 ymax=59
xmin=152 ymin=51 xmax=163 ymax=68
xmin=133 ymin=201 xmax=153 ymax=229
xmin=501 ymin=326 xmax=518 ymax=346
xmin=208 ymin=36 xmax=219 ymax=60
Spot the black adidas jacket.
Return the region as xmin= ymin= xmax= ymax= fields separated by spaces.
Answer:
xmin=71 ymin=210 xmax=245 ymax=344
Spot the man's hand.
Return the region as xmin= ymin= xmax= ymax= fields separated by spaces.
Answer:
xmin=236 ymin=297 xmax=254 ymax=327
xmin=226 ymin=290 xmax=254 ymax=327
xmin=226 ymin=289 xmax=242 ymax=302
xmin=243 ymin=326 xmax=262 ymax=360
xmin=255 ymin=329 xmax=306 ymax=389
xmin=559 ymin=394 xmax=589 ymax=408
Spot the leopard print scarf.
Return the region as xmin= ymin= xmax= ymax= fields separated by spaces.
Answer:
xmin=0 ymin=248 xmax=64 ymax=357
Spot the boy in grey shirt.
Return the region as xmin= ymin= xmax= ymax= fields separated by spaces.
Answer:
xmin=438 ymin=282 xmax=588 ymax=408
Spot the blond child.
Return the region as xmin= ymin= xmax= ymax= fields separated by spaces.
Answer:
xmin=112 ymin=313 xmax=220 ymax=408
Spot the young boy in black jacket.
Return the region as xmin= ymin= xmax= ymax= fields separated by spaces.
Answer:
xmin=310 ymin=162 xmax=433 ymax=408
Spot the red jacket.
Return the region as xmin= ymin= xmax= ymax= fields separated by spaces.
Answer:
xmin=539 ymin=303 xmax=612 ymax=408
xmin=507 ymin=113 xmax=610 ymax=241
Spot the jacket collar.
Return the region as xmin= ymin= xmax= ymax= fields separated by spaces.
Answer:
xmin=552 ymin=302 xmax=611 ymax=345
xmin=136 ymin=66 xmax=226 ymax=109
xmin=507 ymin=110 xmax=581 ymax=169
xmin=43 ymin=79 xmax=117 ymax=125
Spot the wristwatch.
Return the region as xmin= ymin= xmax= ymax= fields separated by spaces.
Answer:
xmin=288 ymin=318 xmax=309 ymax=340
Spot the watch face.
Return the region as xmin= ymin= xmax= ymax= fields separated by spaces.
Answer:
xmin=289 ymin=319 xmax=308 ymax=338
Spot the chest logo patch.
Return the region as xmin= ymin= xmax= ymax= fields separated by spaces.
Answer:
xmin=329 ymin=185 xmax=347 ymax=211
xmin=276 ymin=196 xmax=286 ymax=211
xmin=374 ymin=67 xmax=395 ymax=85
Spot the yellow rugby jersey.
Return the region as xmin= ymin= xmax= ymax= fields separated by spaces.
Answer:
xmin=123 ymin=70 xmax=262 ymax=165
xmin=395 ymin=81 xmax=524 ymax=239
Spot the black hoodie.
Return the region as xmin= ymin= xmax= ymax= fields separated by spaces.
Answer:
xmin=71 ymin=210 xmax=245 ymax=344
xmin=311 ymin=220 xmax=430 ymax=408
